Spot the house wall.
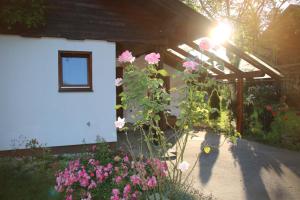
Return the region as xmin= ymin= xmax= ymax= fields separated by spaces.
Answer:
xmin=0 ymin=35 xmax=116 ymax=150
xmin=280 ymin=66 xmax=300 ymax=109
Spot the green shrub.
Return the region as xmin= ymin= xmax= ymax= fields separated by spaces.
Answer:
xmin=269 ymin=111 xmax=300 ymax=150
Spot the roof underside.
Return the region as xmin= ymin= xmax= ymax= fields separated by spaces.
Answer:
xmin=0 ymin=0 xmax=283 ymax=80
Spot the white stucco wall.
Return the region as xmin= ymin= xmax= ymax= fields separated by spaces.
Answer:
xmin=0 ymin=35 xmax=116 ymax=150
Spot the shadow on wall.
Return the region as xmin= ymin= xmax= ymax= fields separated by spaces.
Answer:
xmin=199 ymin=132 xmax=220 ymax=185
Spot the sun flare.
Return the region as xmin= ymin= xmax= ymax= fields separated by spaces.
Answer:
xmin=210 ymin=21 xmax=233 ymax=44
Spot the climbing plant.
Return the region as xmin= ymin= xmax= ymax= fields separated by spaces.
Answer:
xmin=0 ymin=0 xmax=46 ymax=29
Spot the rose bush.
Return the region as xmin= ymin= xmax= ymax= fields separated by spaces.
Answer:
xmin=55 ymin=152 xmax=168 ymax=200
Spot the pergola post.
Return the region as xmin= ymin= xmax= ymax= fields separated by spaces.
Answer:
xmin=236 ymin=77 xmax=244 ymax=134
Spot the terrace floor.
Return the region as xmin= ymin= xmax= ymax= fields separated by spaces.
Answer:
xmin=117 ymin=130 xmax=300 ymax=200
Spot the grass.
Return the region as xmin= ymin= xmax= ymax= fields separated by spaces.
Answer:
xmin=0 ymin=156 xmax=64 ymax=200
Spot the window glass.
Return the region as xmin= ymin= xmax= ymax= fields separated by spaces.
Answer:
xmin=62 ymin=57 xmax=88 ymax=85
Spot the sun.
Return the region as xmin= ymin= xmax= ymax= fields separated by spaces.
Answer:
xmin=210 ymin=21 xmax=233 ymax=45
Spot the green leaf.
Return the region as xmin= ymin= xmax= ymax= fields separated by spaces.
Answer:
xmin=157 ymin=69 xmax=169 ymax=77
xmin=115 ymin=105 xmax=122 ymax=110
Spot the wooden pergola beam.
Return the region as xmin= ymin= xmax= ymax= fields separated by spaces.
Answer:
xmin=170 ymin=47 xmax=226 ymax=75
xmin=224 ymin=42 xmax=282 ymax=80
xmin=164 ymin=51 xmax=185 ymax=71
xmin=185 ymin=41 xmax=242 ymax=75
xmin=214 ymin=70 xmax=265 ymax=80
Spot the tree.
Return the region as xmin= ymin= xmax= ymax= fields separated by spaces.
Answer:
xmin=182 ymin=0 xmax=299 ymax=52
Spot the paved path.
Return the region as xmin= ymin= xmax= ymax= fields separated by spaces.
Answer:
xmin=184 ymin=131 xmax=300 ymax=200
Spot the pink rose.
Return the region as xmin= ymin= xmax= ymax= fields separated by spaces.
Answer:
xmin=111 ymin=189 xmax=120 ymax=200
xmin=112 ymin=189 xmax=120 ymax=196
xmin=115 ymin=176 xmax=122 ymax=184
xmin=145 ymin=53 xmax=160 ymax=65
xmin=147 ymin=176 xmax=157 ymax=188
xmin=198 ymin=37 xmax=213 ymax=51
xmin=183 ymin=61 xmax=198 ymax=71
xmin=123 ymin=184 xmax=131 ymax=198
xmin=123 ymin=155 xmax=129 ymax=163
xmin=130 ymin=175 xmax=141 ymax=185
xmin=66 ymin=194 xmax=72 ymax=200
xmin=118 ymin=50 xmax=135 ymax=63
xmin=88 ymin=180 xmax=97 ymax=190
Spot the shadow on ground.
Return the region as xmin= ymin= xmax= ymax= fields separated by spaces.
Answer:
xmin=197 ymin=131 xmax=300 ymax=200
xmin=199 ymin=133 xmax=220 ymax=185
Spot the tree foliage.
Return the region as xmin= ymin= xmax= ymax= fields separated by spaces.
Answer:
xmin=182 ymin=0 xmax=299 ymax=51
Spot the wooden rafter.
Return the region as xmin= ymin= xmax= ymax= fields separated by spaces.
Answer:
xmin=185 ymin=41 xmax=242 ymax=75
xmin=224 ymin=42 xmax=282 ymax=80
xmin=170 ymin=47 xmax=226 ymax=75
xmin=214 ymin=70 xmax=265 ymax=80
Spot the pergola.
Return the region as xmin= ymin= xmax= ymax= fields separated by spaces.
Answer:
xmin=112 ymin=0 xmax=283 ymax=134
xmin=161 ymin=39 xmax=282 ymax=133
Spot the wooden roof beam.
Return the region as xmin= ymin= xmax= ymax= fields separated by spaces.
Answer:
xmin=170 ymin=47 xmax=226 ymax=75
xmin=164 ymin=51 xmax=185 ymax=71
xmin=185 ymin=41 xmax=242 ymax=75
xmin=223 ymin=42 xmax=282 ymax=80
xmin=214 ymin=70 xmax=265 ymax=80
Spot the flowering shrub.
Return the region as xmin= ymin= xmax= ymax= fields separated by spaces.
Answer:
xmin=115 ymin=46 xmax=238 ymax=191
xmin=54 ymin=153 xmax=168 ymax=200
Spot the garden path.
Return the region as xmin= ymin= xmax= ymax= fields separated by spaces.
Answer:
xmin=118 ymin=130 xmax=300 ymax=200
xmin=185 ymin=131 xmax=300 ymax=200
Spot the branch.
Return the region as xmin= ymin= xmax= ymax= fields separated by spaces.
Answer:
xmin=198 ymin=0 xmax=215 ymax=20
xmin=226 ymin=0 xmax=230 ymax=17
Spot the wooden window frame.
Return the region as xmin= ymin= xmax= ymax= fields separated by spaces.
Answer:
xmin=58 ymin=50 xmax=93 ymax=92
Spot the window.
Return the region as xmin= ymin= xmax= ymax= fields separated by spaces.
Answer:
xmin=58 ymin=51 xmax=93 ymax=92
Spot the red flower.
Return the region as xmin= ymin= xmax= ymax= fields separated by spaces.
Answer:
xmin=266 ymin=105 xmax=272 ymax=111
xmin=271 ymin=111 xmax=277 ymax=117
xmin=90 ymin=172 xmax=94 ymax=177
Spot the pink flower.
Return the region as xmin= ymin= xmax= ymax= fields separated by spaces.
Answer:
xmin=123 ymin=155 xmax=129 ymax=163
xmin=114 ymin=117 xmax=125 ymax=129
xmin=123 ymin=184 xmax=131 ymax=198
xmin=111 ymin=189 xmax=120 ymax=200
xmin=183 ymin=61 xmax=198 ymax=71
xmin=88 ymin=180 xmax=97 ymax=190
xmin=115 ymin=176 xmax=122 ymax=184
xmin=115 ymin=78 xmax=123 ymax=87
xmin=66 ymin=194 xmax=72 ymax=200
xmin=198 ymin=37 xmax=213 ymax=51
xmin=131 ymin=191 xmax=139 ymax=200
xmin=111 ymin=195 xmax=120 ymax=200
xmin=130 ymin=175 xmax=141 ymax=186
xmin=147 ymin=176 xmax=157 ymax=188
xmin=112 ymin=189 xmax=120 ymax=196
xmin=118 ymin=50 xmax=135 ymax=63
xmin=145 ymin=53 xmax=160 ymax=65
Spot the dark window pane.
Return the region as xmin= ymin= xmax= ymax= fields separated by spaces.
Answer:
xmin=62 ymin=57 xmax=88 ymax=85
